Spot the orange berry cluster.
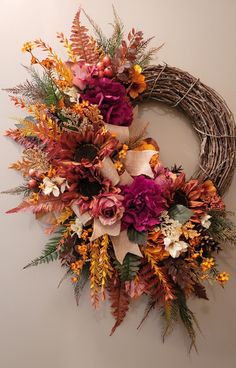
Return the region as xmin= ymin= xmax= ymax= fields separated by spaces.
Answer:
xmin=77 ymin=245 xmax=88 ymax=260
xmin=81 ymin=228 xmax=92 ymax=241
xmin=70 ymin=260 xmax=84 ymax=283
xmin=96 ymin=55 xmax=113 ymax=78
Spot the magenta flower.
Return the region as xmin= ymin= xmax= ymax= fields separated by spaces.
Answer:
xmin=90 ymin=193 xmax=124 ymax=226
xmin=81 ymin=78 xmax=133 ymax=126
xmin=121 ymin=175 xmax=165 ymax=232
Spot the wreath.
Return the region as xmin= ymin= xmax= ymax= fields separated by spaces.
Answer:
xmin=3 ymin=8 xmax=236 ymax=350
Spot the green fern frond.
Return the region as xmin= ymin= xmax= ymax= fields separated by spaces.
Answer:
xmin=1 ymin=185 xmax=31 ymax=197
xmin=3 ymin=80 xmax=43 ymax=103
xmin=137 ymin=46 xmax=163 ymax=68
xmin=57 ymin=268 xmax=72 ymax=288
xmin=82 ymin=9 xmax=108 ymax=51
xmin=24 ymin=67 xmax=61 ymax=106
xmin=114 ymin=254 xmax=141 ymax=282
xmin=177 ymin=291 xmax=199 ymax=352
xmin=5 ymin=66 xmax=60 ymax=105
xmin=208 ymin=210 xmax=236 ymax=245
xmin=161 ymin=289 xmax=200 ymax=351
xmin=23 ymin=226 xmax=66 ymax=269
xmin=106 ymin=6 xmax=124 ymax=56
xmin=161 ymin=299 xmax=179 ymax=341
xmin=32 ymin=70 xmax=61 ymax=107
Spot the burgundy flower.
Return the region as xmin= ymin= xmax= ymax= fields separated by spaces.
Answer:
xmin=81 ymin=78 xmax=133 ymax=126
xmin=90 ymin=193 xmax=124 ymax=225
xmin=121 ymin=175 xmax=165 ymax=232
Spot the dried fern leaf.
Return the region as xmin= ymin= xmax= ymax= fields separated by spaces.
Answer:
xmin=70 ymin=9 xmax=100 ymax=64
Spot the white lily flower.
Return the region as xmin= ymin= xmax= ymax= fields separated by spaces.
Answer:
xmin=70 ymin=217 xmax=83 ymax=237
xmin=200 ymin=214 xmax=211 ymax=229
xmin=164 ymin=237 xmax=188 ymax=258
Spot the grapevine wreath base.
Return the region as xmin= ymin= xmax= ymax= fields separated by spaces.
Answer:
xmin=4 ymin=8 xmax=236 ymax=349
xmin=143 ymin=65 xmax=236 ymax=194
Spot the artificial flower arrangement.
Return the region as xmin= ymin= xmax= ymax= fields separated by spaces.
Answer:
xmin=4 ymin=8 xmax=236 ymax=350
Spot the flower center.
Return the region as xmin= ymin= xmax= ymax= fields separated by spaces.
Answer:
xmin=74 ymin=143 xmax=99 ymax=163
xmin=102 ymin=206 xmax=116 ymax=218
xmin=131 ymin=83 xmax=140 ymax=91
xmin=130 ymin=193 xmax=145 ymax=211
xmin=79 ymin=178 xmax=102 ymax=198
xmin=174 ymin=190 xmax=189 ymax=207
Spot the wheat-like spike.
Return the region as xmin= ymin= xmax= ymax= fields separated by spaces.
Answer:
xmin=144 ymin=248 xmax=174 ymax=301
xmin=99 ymin=235 xmax=113 ymax=300
xmin=90 ymin=239 xmax=101 ymax=308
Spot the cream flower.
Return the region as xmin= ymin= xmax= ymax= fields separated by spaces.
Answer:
xmin=70 ymin=217 xmax=83 ymax=237
xmin=200 ymin=214 xmax=211 ymax=229
xmin=160 ymin=211 xmax=182 ymax=242
xmin=64 ymin=86 xmax=80 ymax=103
xmin=53 ymin=176 xmax=68 ymax=193
xmin=164 ymin=238 xmax=188 ymax=258
xmin=42 ymin=176 xmax=67 ymax=197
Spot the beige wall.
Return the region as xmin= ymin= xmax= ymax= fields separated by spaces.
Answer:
xmin=0 ymin=1 xmax=236 ymax=367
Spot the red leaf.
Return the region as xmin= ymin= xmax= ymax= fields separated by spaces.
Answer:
xmin=6 ymin=196 xmax=67 ymax=214
xmin=193 ymin=282 xmax=209 ymax=300
xmin=4 ymin=129 xmax=38 ymax=148
xmin=139 ymin=261 xmax=164 ymax=304
xmin=108 ymin=276 xmax=130 ymax=335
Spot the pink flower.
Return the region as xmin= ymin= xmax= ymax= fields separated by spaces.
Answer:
xmin=68 ymin=61 xmax=94 ymax=90
xmin=90 ymin=193 xmax=124 ymax=226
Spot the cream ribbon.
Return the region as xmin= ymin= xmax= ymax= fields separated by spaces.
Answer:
xmin=123 ymin=150 xmax=156 ymax=178
xmin=90 ymin=217 xmax=142 ymax=263
xmin=110 ymin=230 xmax=142 ymax=264
xmin=90 ymin=218 xmax=121 ymax=241
xmin=105 ymin=106 xmax=148 ymax=144
xmin=71 ymin=206 xmax=142 ymax=263
xmin=71 ymin=204 xmax=92 ymax=225
xmin=99 ymin=157 xmax=120 ymax=186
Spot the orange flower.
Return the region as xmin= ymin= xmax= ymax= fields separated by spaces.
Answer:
xmin=201 ymin=180 xmax=217 ymax=195
xmin=21 ymin=41 xmax=35 ymax=53
xmin=201 ymin=179 xmax=225 ymax=211
xmin=31 ymin=56 xmax=38 ymax=65
xmin=57 ymin=98 xmax=65 ymax=109
xmin=216 ymin=272 xmax=229 ymax=285
xmin=201 ymin=257 xmax=215 ymax=272
xmin=41 ymin=58 xmax=55 ymax=69
xmin=128 ymin=65 xmax=147 ymax=99
xmin=134 ymin=138 xmax=159 ymax=152
xmin=71 ymin=277 xmax=78 ymax=283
